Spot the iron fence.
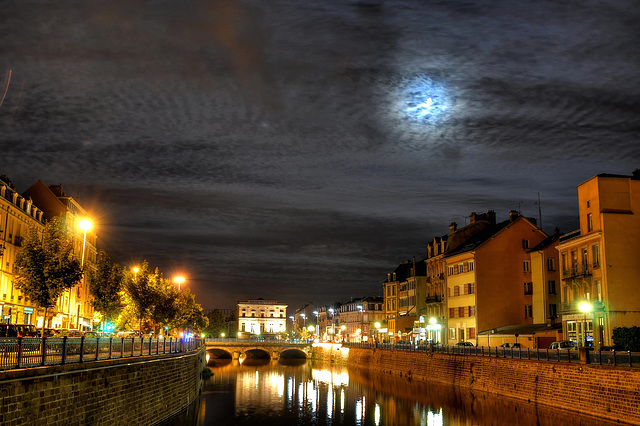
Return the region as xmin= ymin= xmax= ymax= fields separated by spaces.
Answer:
xmin=0 ymin=337 xmax=203 ymax=371
xmin=342 ymin=342 xmax=640 ymax=368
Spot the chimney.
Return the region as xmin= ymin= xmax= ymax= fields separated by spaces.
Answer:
xmin=509 ymin=210 xmax=519 ymax=222
xmin=633 ymin=168 xmax=640 ymax=179
xmin=469 ymin=212 xmax=478 ymax=224
xmin=449 ymin=222 xmax=457 ymax=232
xmin=487 ymin=210 xmax=496 ymax=224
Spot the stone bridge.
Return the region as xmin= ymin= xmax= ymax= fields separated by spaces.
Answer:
xmin=204 ymin=339 xmax=312 ymax=360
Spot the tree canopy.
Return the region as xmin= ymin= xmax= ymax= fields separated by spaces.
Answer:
xmin=15 ymin=216 xmax=83 ymax=333
xmin=89 ymin=250 xmax=124 ymax=327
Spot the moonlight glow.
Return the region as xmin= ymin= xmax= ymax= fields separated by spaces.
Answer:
xmin=397 ymin=75 xmax=451 ymax=125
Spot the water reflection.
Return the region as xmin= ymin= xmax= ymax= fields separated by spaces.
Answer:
xmin=197 ymin=359 xmax=621 ymax=425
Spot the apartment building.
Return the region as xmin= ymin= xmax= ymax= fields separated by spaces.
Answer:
xmin=337 ymin=296 xmax=384 ymax=342
xmin=383 ymin=259 xmax=426 ymax=341
xmin=237 ymin=299 xmax=287 ymax=336
xmin=0 ymin=176 xmax=45 ymax=326
xmin=556 ymin=171 xmax=640 ymax=349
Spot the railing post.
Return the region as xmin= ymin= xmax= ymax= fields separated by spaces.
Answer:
xmin=149 ymin=337 xmax=152 ymax=356
xmin=109 ymin=338 xmax=113 ymax=359
xmin=16 ymin=337 xmax=23 ymax=368
xmin=120 ymin=338 xmax=124 ymax=358
xmin=95 ymin=337 xmax=100 ymax=360
xmin=131 ymin=337 xmax=135 ymax=357
xmin=629 ymin=351 xmax=632 ymax=367
xmin=613 ymin=350 xmax=616 ymax=366
xmin=62 ymin=336 xmax=68 ymax=365
xmin=41 ymin=336 xmax=47 ymax=366
xmin=79 ymin=336 xmax=85 ymax=363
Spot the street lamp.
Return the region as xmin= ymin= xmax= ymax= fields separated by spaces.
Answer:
xmin=78 ymin=219 xmax=92 ymax=267
xmin=133 ymin=267 xmax=139 ymax=280
xmin=357 ymin=305 xmax=363 ymax=342
xmin=340 ymin=325 xmax=346 ymax=343
xmin=579 ymin=302 xmax=593 ymax=348
xmin=174 ymin=276 xmax=185 ymax=291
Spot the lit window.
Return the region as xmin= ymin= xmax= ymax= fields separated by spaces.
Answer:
xmin=523 ymin=261 xmax=530 ymax=273
xmin=587 ymin=213 xmax=593 ymax=232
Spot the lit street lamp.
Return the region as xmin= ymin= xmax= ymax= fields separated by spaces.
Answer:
xmin=174 ymin=276 xmax=185 ymax=291
xmin=78 ymin=219 xmax=92 ymax=267
xmin=579 ymin=302 xmax=593 ymax=348
xmin=133 ymin=267 xmax=139 ymax=280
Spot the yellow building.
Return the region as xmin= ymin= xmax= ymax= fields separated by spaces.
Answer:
xmin=0 ymin=176 xmax=45 ymax=325
xmin=383 ymin=259 xmax=425 ymax=341
xmin=556 ymin=171 xmax=640 ymax=349
xmin=237 ymin=299 xmax=287 ymax=336
xmin=445 ymin=211 xmax=549 ymax=345
xmin=23 ymin=181 xmax=97 ymax=330
xmin=423 ymin=235 xmax=447 ymax=343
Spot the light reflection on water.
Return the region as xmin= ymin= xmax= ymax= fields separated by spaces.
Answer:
xmin=197 ymin=359 xmax=620 ymax=426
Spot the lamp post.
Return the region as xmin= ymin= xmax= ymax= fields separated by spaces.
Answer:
xmin=340 ymin=325 xmax=346 ymax=343
xmin=579 ymin=302 xmax=593 ymax=348
xmin=174 ymin=276 xmax=185 ymax=291
xmin=78 ymin=219 xmax=92 ymax=267
xmin=133 ymin=267 xmax=139 ymax=281
xmin=328 ymin=308 xmax=335 ymax=341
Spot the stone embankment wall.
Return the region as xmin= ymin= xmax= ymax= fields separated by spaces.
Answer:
xmin=313 ymin=345 xmax=640 ymax=425
xmin=0 ymin=347 xmax=206 ymax=425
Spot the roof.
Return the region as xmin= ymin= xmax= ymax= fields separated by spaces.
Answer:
xmin=444 ymin=219 xmax=512 ymax=258
xmin=384 ymin=259 xmax=427 ymax=283
xmin=528 ymin=230 xmax=562 ymax=252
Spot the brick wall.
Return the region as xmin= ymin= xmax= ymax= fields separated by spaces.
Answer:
xmin=313 ymin=346 xmax=640 ymax=424
xmin=0 ymin=347 xmax=206 ymax=425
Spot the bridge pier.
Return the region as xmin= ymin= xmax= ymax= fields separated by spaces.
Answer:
xmin=271 ymin=351 xmax=280 ymax=360
xmin=233 ymin=351 xmax=241 ymax=360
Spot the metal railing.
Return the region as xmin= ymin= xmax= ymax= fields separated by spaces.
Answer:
xmin=342 ymin=342 xmax=640 ymax=368
xmin=0 ymin=337 xmax=203 ymax=371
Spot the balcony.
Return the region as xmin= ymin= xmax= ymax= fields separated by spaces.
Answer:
xmin=562 ymin=264 xmax=591 ymax=280
xmin=425 ymin=295 xmax=442 ymax=304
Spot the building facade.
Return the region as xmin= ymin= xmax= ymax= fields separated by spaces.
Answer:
xmin=237 ymin=299 xmax=287 ymax=336
xmin=556 ymin=171 xmax=640 ymax=349
xmin=0 ymin=176 xmax=45 ymax=326
xmin=23 ymin=181 xmax=97 ymax=330
xmin=383 ymin=259 xmax=425 ymax=341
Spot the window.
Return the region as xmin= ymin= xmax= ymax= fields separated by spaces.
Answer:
xmin=458 ymin=306 xmax=465 ymax=317
xmin=587 ymin=213 xmax=593 ymax=232
xmin=449 ymin=328 xmax=456 ymax=339
xmin=469 ymin=306 xmax=476 ymax=317
xmin=524 ymin=282 xmax=533 ymax=295
xmin=454 ymin=286 xmax=460 ymax=297
xmin=457 ymin=263 xmax=464 ymax=274
xmin=448 ymin=266 xmax=454 ymax=275
xmin=449 ymin=307 xmax=456 ymax=318
xmin=549 ymin=304 xmax=557 ymax=318
xmin=587 ymin=200 xmax=591 ymax=208
xmin=524 ymin=305 xmax=533 ymax=318
xmin=522 ymin=239 xmax=529 ymax=249
xmin=523 ymin=261 xmax=530 ymax=273
xmin=468 ymin=261 xmax=474 ymax=271
xmin=592 ymin=245 xmax=600 ymax=267
xmin=547 ymin=258 xmax=554 ymax=271
xmin=548 ymin=280 xmax=556 ymax=294
xmin=468 ymin=327 xmax=476 ymax=339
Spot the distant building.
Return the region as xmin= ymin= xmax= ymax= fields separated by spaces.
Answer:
xmin=337 ymin=296 xmax=384 ymax=342
xmin=383 ymin=259 xmax=425 ymax=341
xmin=237 ymin=299 xmax=287 ymax=336
xmin=556 ymin=171 xmax=640 ymax=349
xmin=0 ymin=175 xmax=45 ymax=326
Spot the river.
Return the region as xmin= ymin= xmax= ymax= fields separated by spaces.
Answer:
xmin=191 ymin=358 xmax=620 ymax=426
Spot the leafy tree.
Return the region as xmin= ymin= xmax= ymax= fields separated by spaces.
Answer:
xmin=122 ymin=261 xmax=157 ymax=332
xmin=89 ymin=250 xmax=124 ymax=329
xmin=204 ymin=309 xmax=228 ymax=337
xmin=172 ymin=289 xmax=208 ymax=333
xmin=15 ymin=216 xmax=83 ymax=337
xmin=612 ymin=326 xmax=640 ymax=351
xmin=148 ymin=276 xmax=179 ymax=336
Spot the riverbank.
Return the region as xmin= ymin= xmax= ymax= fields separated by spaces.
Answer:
xmin=312 ymin=343 xmax=640 ymax=425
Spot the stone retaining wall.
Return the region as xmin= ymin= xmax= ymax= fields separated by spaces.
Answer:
xmin=0 ymin=347 xmax=206 ymax=425
xmin=313 ymin=345 xmax=640 ymax=425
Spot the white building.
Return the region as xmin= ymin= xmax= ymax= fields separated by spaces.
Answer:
xmin=237 ymin=299 xmax=287 ymax=336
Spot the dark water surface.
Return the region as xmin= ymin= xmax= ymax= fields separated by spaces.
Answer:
xmin=193 ymin=358 xmax=622 ymax=426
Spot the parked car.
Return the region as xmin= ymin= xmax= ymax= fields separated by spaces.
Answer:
xmin=83 ymin=331 xmax=103 ymax=338
xmin=0 ymin=324 xmax=18 ymax=337
xmin=500 ymin=343 xmax=521 ymax=348
xmin=455 ymin=341 xmax=474 ymax=346
xmin=37 ymin=328 xmax=61 ymax=338
xmin=14 ymin=324 xmax=38 ymax=337
xmin=548 ymin=340 xmax=575 ymax=350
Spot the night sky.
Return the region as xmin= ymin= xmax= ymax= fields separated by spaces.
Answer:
xmin=2 ymin=0 xmax=639 ymax=311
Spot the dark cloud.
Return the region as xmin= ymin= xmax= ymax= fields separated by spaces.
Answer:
xmin=1 ymin=0 xmax=639 ymax=309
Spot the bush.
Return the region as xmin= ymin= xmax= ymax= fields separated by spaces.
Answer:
xmin=612 ymin=326 xmax=640 ymax=351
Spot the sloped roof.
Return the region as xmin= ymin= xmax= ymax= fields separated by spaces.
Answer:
xmin=444 ymin=218 xmax=512 ymax=258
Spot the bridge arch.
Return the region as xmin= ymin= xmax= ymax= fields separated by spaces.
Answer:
xmin=244 ymin=348 xmax=271 ymax=359
xmin=279 ymin=348 xmax=308 ymax=359
xmin=207 ymin=348 xmax=233 ymax=360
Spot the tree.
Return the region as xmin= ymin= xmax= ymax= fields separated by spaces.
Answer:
xmin=122 ymin=261 xmax=156 ymax=333
xmin=204 ymin=309 xmax=227 ymax=337
xmin=15 ymin=216 xmax=83 ymax=337
xmin=89 ymin=250 xmax=124 ymax=330
xmin=172 ymin=289 xmax=208 ymax=333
